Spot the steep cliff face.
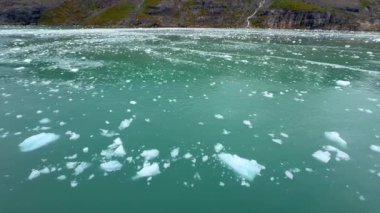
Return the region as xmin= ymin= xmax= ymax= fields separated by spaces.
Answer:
xmin=0 ymin=0 xmax=380 ymax=31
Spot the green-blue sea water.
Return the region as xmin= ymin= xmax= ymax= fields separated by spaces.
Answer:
xmin=0 ymin=27 xmax=380 ymax=213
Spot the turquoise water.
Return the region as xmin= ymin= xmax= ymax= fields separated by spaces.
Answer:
xmin=0 ymin=27 xmax=380 ymax=213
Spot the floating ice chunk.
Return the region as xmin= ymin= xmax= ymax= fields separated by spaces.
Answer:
xmin=163 ymin=162 xmax=171 ymax=169
xmin=202 ymin=155 xmax=209 ymax=162
xmin=100 ymin=129 xmax=119 ymax=137
xmin=243 ymin=120 xmax=253 ymax=128
xmin=280 ymin=133 xmax=289 ymax=138
xmin=285 ymin=170 xmax=294 ymax=180
xmin=70 ymin=68 xmax=79 ymax=73
xmin=28 ymin=169 xmax=41 ymax=180
xmin=133 ymin=163 xmax=160 ymax=180
xmin=222 ymin=129 xmax=231 ymax=135
xmin=272 ymin=139 xmax=282 ymax=145
xmin=88 ymin=174 xmax=95 ymax=180
xmin=65 ymin=131 xmax=80 ymax=140
xmin=170 ymin=147 xmax=180 ymax=158
xmin=324 ymin=131 xmax=347 ymax=148
xmin=214 ymin=114 xmax=224 ymax=119
xmin=57 ymin=175 xmax=66 ymax=181
xmin=19 ymin=133 xmax=60 ymax=152
xmin=24 ymin=59 xmax=32 ymax=63
xmin=70 ymin=180 xmax=78 ymax=188
xmin=82 ymin=147 xmax=89 ymax=153
xmin=15 ymin=66 xmax=25 ymax=71
xmin=66 ymin=162 xmax=79 ymax=169
xmin=262 ymin=91 xmax=274 ymax=98
xmin=312 ymin=150 xmax=331 ymax=163
xmin=140 ymin=149 xmax=159 ymax=161
xmin=129 ymin=101 xmax=137 ymax=105
xmin=214 ymin=143 xmax=224 ymax=153
xmin=370 ymin=145 xmax=380 ymax=153
xmin=324 ymin=145 xmax=350 ymax=161
xmin=16 ymin=114 xmax=23 ymax=119
xmin=336 ymin=80 xmax=350 ymax=87
xmin=74 ymin=162 xmax=90 ymax=176
xmin=100 ymin=160 xmax=122 ymax=172
xmin=183 ymin=153 xmax=193 ymax=159
xmin=39 ymin=118 xmax=50 ymax=124
xmin=65 ymin=154 xmax=77 ymax=160
xmin=39 ymin=167 xmax=50 ymax=174
xmin=218 ymin=152 xmax=265 ymax=181
xmin=219 ymin=182 xmax=225 ymax=187
xmin=119 ymin=118 xmax=133 ymax=130
xmin=114 ymin=144 xmax=126 ymax=157
xmin=101 ymin=137 xmax=126 ymax=158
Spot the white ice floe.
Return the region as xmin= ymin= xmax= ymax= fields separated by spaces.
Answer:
xmin=312 ymin=150 xmax=331 ymax=163
xmin=324 ymin=145 xmax=350 ymax=161
xmin=100 ymin=129 xmax=119 ymax=137
xmin=39 ymin=118 xmax=51 ymax=124
xmin=370 ymin=145 xmax=380 ymax=153
xmin=119 ymin=118 xmax=133 ymax=130
xmin=214 ymin=114 xmax=224 ymax=119
xmin=82 ymin=147 xmax=89 ymax=153
xmin=140 ymin=149 xmax=159 ymax=161
xmin=28 ymin=169 xmax=41 ymax=180
xmin=74 ymin=162 xmax=91 ymax=176
xmin=100 ymin=160 xmax=122 ymax=172
xmin=324 ymin=131 xmax=347 ymax=148
xmin=66 ymin=162 xmax=79 ymax=169
xmin=222 ymin=129 xmax=231 ymax=135
xmin=285 ymin=170 xmax=294 ymax=180
xmin=65 ymin=131 xmax=80 ymax=140
xmin=133 ymin=163 xmax=160 ymax=180
xmin=170 ymin=147 xmax=180 ymax=158
xmin=218 ymin=152 xmax=265 ymax=181
xmin=262 ymin=91 xmax=274 ymax=98
xmin=214 ymin=143 xmax=224 ymax=153
xmin=272 ymin=138 xmax=282 ymax=145
xmin=243 ymin=120 xmax=253 ymax=128
xmin=57 ymin=175 xmax=66 ymax=181
xmin=39 ymin=167 xmax=50 ymax=174
xmin=280 ymin=133 xmax=289 ymax=138
xmin=70 ymin=180 xmax=78 ymax=188
xmin=202 ymin=155 xmax=209 ymax=162
xmin=129 ymin=100 xmax=137 ymax=105
xmin=14 ymin=66 xmax=25 ymax=71
xmin=100 ymin=137 xmax=126 ymax=158
xmin=19 ymin=133 xmax=60 ymax=152
xmin=184 ymin=153 xmax=193 ymax=159
xmin=24 ymin=58 xmax=32 ymax=63
xmin=336 ymin=80 xmax=350 ymax=87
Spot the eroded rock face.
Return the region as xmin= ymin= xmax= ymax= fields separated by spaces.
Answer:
xmin=0 ymin=6 xmax=43 ymax=25
xmin=0 ymin=0 xmax=379 ymax=31
xmin=261 ymin=9 xmax=347 ymax=30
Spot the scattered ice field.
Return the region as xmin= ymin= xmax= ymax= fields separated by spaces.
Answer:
xmin=0 ymin=27 xmax=380 ymax=213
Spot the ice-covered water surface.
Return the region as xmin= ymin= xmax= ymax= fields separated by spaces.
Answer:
xmin=0 ymin=27 xmax=380 ymax=213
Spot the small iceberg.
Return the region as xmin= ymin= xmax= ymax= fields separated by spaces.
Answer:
xmin=19 ymin=133 xmax=60 ymax=152
xmin=218 ymin=152 xmax=265 ymax=181
xmin=140 ymin=149 xmax=159 ymax=161
xmin=312 ymin=150 xmax=331 ymax=163
xmin=336 ymin=80 xmax=350 ymax=87
xmin=133 ymin=163 xmax=161 ymax=180
xmin=119 ymin=118 xmax=133 ymax=130
xmin=370 ymin=145 xmax=380 ymax=153
xmin=324 ymin=131 xmax=347 ymax=148
xmin=100 ymin=160 xmax=122 ymax=172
